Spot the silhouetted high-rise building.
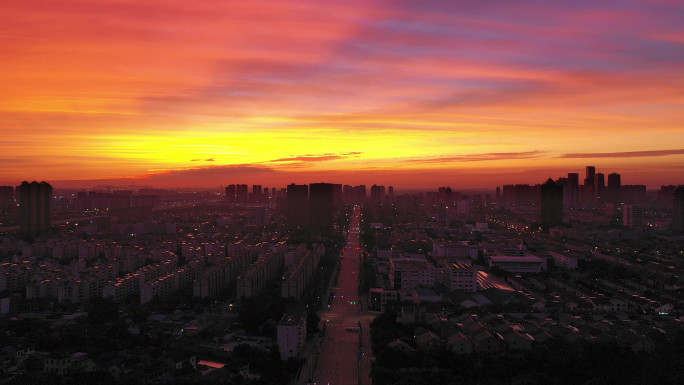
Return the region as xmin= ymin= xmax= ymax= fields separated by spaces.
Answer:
xmin=343 ymin=185 xmax=366 ymax=205
xmin=18 ymin=181 xmax=52 ymax=234
xmin=565 ymin=173 xmax=579 ymax=208
xmin=225 ymin=184 xmax=236 ymax=203
xmin=539 ymin=179 xmax=563 ymax=228
xmin=287 ymin=184 xmax=309 ymax=228
xmin=673 ymin=186 xmax=684 ymax=233
xmin=252 ymin=185 xmax=262 ymax=203
xmin=437 ymin=187 xmax=454 ymax=204
xmin=596 ymin=173 xmax=605 ymax=202
xmin=659 ymin=185 xmax=676 ymax=208
xmin=580 ymin=166 xmax=597 ymax=206
xmin=607 ymin=173 xmax=621 ymax=204
xmin=607 ymin=173 xmax=621 ymax=188
xmin=503 ymin=184 xmax=539 ymax=206
xmin=309 ymin=183 xmax=335 ymax=232
xmin=371 ymin=185 xmax=385 ymax=203
xmin=0 ymin=186 xmax=13 ymax=213
xmin=622 ymin=185 xmax=647 ymax=205
xmin=236 ymin=184 xmax=249 ymax=203
xmin=585 ymin=166 xmax=595 ymax=186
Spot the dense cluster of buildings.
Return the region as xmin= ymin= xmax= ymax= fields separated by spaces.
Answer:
xmin=0 ymin=166 xmax=682 ymax=383
xmin=500 ymin=167 xmax=684 ymax=232
xmin=386 ymin=310 xmax=676 ymax=356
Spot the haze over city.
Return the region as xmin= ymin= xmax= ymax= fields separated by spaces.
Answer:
xmin=2 ymin=0 xmax=684 ymax=188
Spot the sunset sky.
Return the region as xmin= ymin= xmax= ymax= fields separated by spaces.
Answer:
xmin=2 ymin=0 xmax=683 ymax=189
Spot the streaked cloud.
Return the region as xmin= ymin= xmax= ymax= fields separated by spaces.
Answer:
xmin=267 ymin=152 xmax=363 ymax=163
xmin=402 ymin=151 xmax=546 ymax=164
xmin=560 ymin=149 xmax=684 ymax=159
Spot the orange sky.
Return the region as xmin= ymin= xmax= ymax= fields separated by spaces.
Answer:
xmin=1 ymin=0 xmax=683 ymax=189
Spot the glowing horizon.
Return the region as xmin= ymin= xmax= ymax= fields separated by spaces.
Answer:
xmin=2 ymin=0 xmax=684 ymax=189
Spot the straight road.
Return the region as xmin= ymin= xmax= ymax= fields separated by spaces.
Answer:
xmin=313 ymin=206 xmax=372 ymax=385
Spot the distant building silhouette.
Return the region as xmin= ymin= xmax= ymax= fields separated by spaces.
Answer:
xmin=565 ymin=173 xmax=579 ymax=208
xmin=252 ymin=185 xmax=262 ymax=203
xmin=225 ymin=184 xmax=236 ymax=203
xmin=438 ymin=187 xmax=454 ymax=204
xmin=0 ymin=186 xmax=13 ymax=213
xmin=503 ymin=184 xmax=539 ymax=206
xmin=581 ymin=166 xmax=596 ymax=205
xmin=607 ymin=173 xmax=621 ymax=204
xmin=309 ymin=183 xmax=335 ymax=232
xmin=585 ymin=166 xmax=595 ymax=186
xmin=371 ymin=185 xmax=385 ymax=203
xmin=539 ymin=179 xmax=563 ymax=228
xmin=18 ymin=181 xmax=52 ymax=234
xmin=287 ymin=184 xmax=309 ymax=228
xmin=225 ymin=184 xmax=250 ymax=203
xmin=621 ymin=185 xmax=647 ymax=205
xmin=596 ymin=173 xmax=605 ymax=203
xmin=343 ymin=185 xmax=366 ymax=205
xmin=673 ymin=186 xmax=684 ymax=233
xmin=236 ymin=184 xmax=249 ymax=203
xmin=659 ymin=185 xmax=677 ymax=208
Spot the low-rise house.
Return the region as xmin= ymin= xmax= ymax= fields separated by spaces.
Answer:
xmin=415 ymin=330 xmax=445 ymax=352
xmin=448 ymin=332 xmax=473 ymax=355
xmin=656 ymin=303 xmax=674 ymax=314
xmin=531 ymin=330 xmax=554 ymax=343
xmin=461 ymin=318 xmax=486 ymax=335
xmin=166 ymin=351 xmax=197 ymax=370
xmin=413 ymin=288 xmax=443 ymax=303
xmin=501 ymin=330 xmax=533 ymax=350
xmin=617 ymin=329 xmax=655 ymax=353
xmin=471 ymin=330 xmax=502 ymax=353
xmin=387 ymin=339 xmax=416 ymax=354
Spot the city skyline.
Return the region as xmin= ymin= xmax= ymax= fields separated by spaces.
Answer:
xmin=2 ymin=1 xmax=684 ymax=188
xmin=5 ymin=163 xmax=682 ymax=192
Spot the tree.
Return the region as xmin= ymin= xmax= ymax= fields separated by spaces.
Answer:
xmin=86 ymin=296 xmax=118 ymax=324
xmin=306 ymin=310 xmax=320 ymax=334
